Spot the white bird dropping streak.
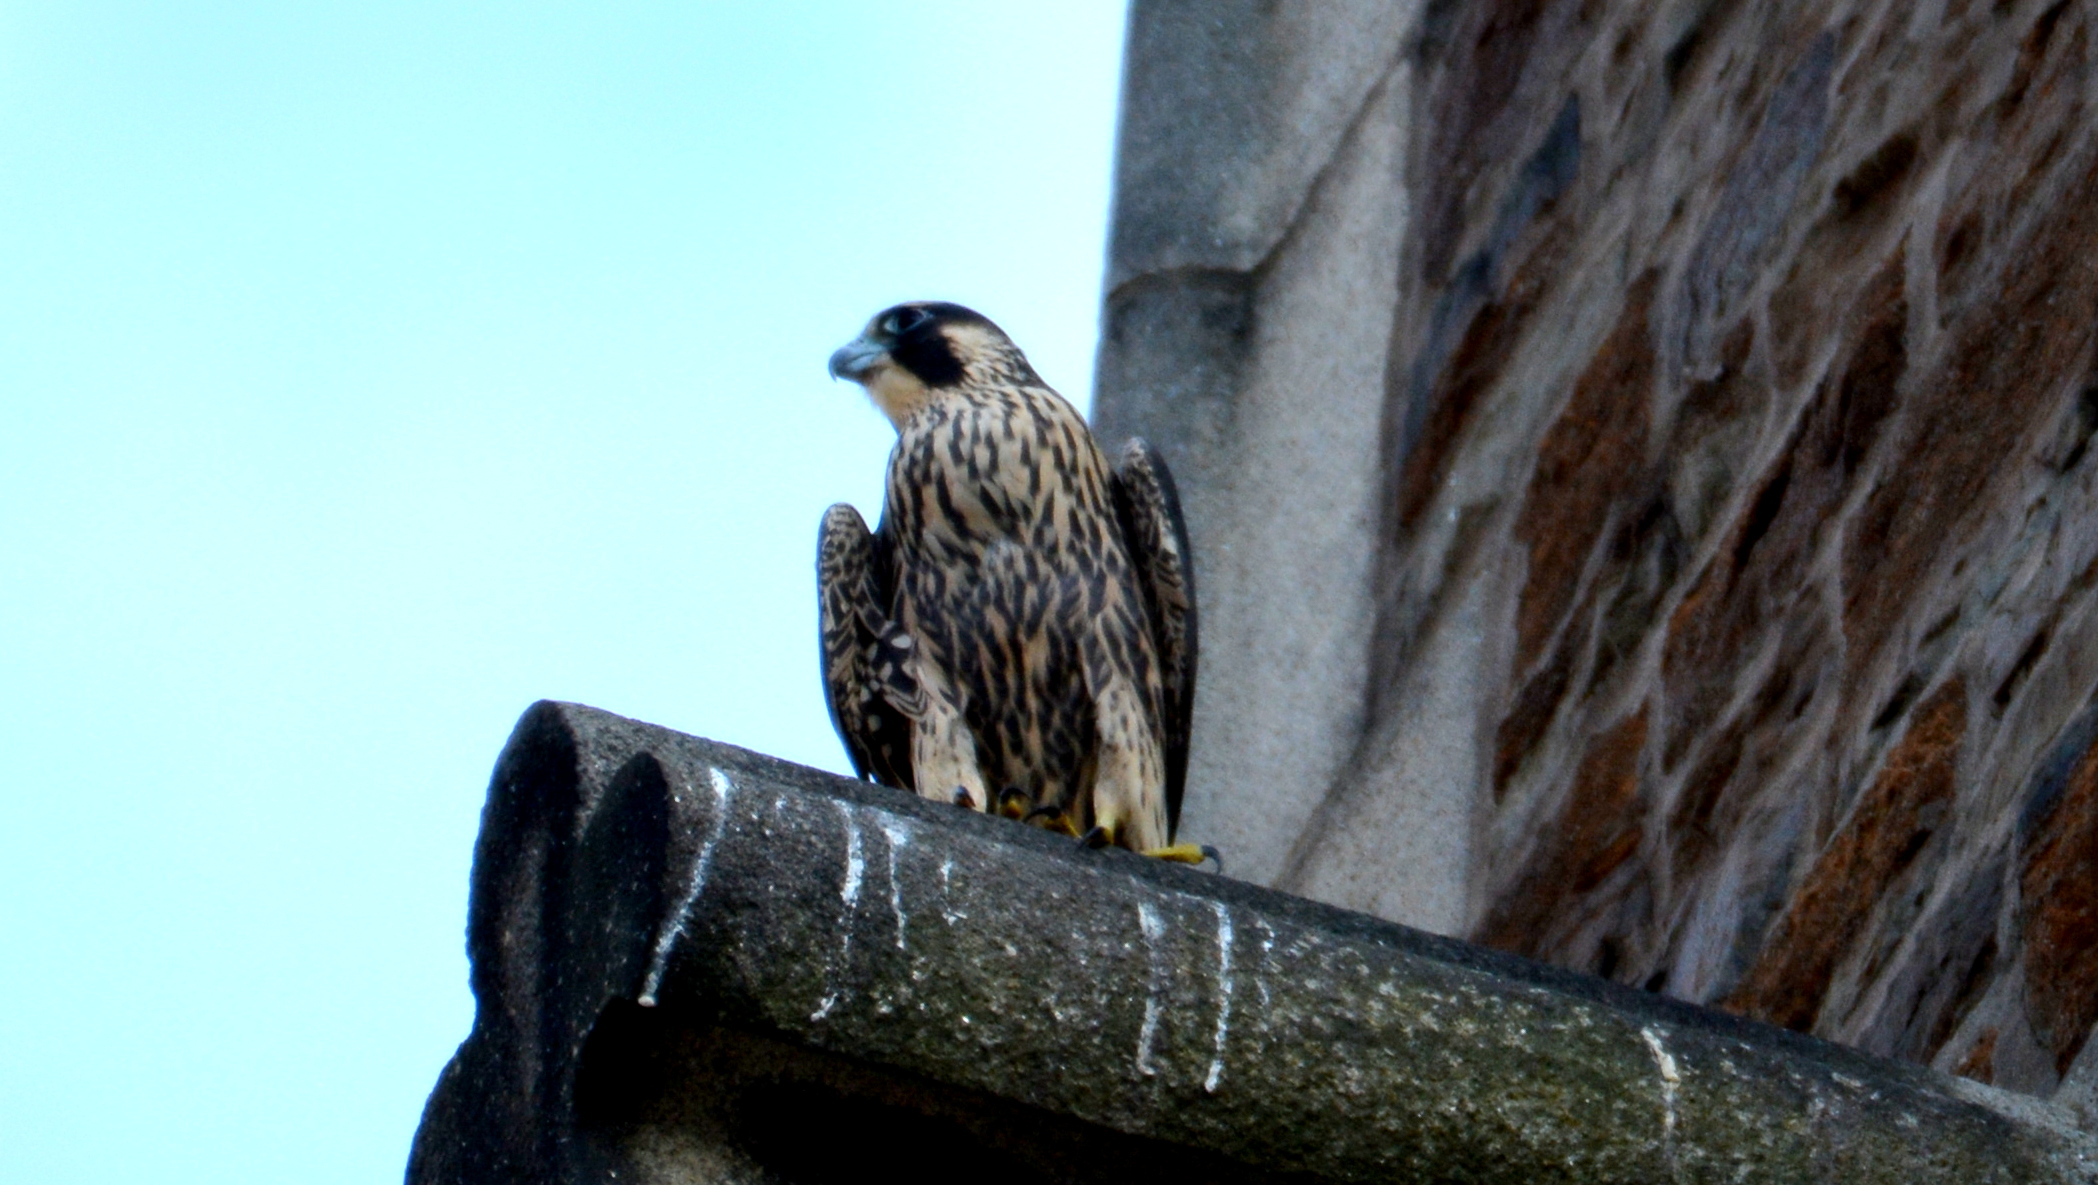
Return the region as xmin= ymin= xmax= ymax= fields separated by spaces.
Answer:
xmin=813 ymin=803 xmax=867 ymax=1022
xmin=1205 ymin=903 xmax=1235 ymax=1093
xmin=1136 ymin=900 xmax=1167 ymax=1077
xmin=880 ymin=819 xmax=911 ymax=949
xmin=1641 ymin=1026 xmax=1682 ymax=1141
xmin=1255 ymin=919 xmax=1276 ymax=1011
xmin=638 ymin=767 xmax=735 ymax=1006
xmin=937 ymin=858 xmax=964 ymax=927
xmin=839 ymin=805 xmax=866 ymax=910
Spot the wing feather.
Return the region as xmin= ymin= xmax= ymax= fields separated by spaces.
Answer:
xmin=1108 ymin=438 xmax=1198 ymax=837
xmin=817 ymin=503 xmax=914 ymax=790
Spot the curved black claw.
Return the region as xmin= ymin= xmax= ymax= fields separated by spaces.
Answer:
xmin=997 ymin=786 xmax=1029 ymax=818
xmin=1200 ymin=844 xmax=1223 ymax=873
xmin=1021 ymin=802 xmax=1078 ymax=838
xmin=1077 ymin=825 xmax=1110 ymax=851
xmin=952 ymin=786 xmax=977 ymax=810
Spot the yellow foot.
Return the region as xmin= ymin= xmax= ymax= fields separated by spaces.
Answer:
xmin=1022 ymin=803 xmax=1081 ymax=837
xmin=1141 ymin=843 xmax=1222 ymax=871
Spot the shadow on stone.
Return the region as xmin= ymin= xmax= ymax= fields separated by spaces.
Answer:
xmin=574 ymin=1002 xmax=1303 ymax=1185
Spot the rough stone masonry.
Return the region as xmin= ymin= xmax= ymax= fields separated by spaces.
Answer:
xmin=1093 ymin=0 xmax=2098 ymax=1107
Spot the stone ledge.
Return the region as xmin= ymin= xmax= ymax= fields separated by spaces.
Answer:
xmin=407 ymin=702 xmax=2098 ymax=1183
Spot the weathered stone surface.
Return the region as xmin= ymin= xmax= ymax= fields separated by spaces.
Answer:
xmin=2023 ymin=699 xmax=2098 ymax=1076
xmin=1098 ymin=31 xmax=1433 ymax=909
xmin=1724 ymin=679 xmax=1968 ymax=1033
xmin=1479 ymin=705 xmax=1651 ymax=962
xmin=1106 ymin=1 xmax=1419 ymax=286
xmin=1676 ymin=31 xmax=1835 ymax=373
xmin=410 ymin=703 xmax=2098 ymax=1183
xmin=1512 ymin=271 xmax=1658 ymax=675
xmin=1091 ymin=0 xmax=2098 ymax=1110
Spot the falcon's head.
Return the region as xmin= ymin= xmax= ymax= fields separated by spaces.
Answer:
xmin=828 ymin=302 xmax=1037 ymax=426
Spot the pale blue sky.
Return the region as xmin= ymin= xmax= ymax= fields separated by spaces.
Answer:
xmin=0 ymin=4 xmax=1127 ymax=1179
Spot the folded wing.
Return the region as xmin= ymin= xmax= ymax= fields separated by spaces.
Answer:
xmin=817 ymin=503 xmax=915 ymax=790
xmin=1108 ymin=438 xmax=1199 ymax=837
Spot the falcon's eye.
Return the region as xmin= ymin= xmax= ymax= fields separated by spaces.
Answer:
xmin=885 ymin=308 xmax=929 ymax=337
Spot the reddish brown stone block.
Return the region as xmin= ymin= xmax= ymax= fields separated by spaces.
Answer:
xmin=1664 ymin=253 xmax=1904 ymax=766
xmin=1511 ymin=271 xmax=1658 ymax=672
xmin=1399 ymin=219 xmax=1573 ymax=529
xmin=2021 ymin=724 xmax=2098 ymax=1075
xmin=1846 ymin=148 xmax=2098 ymax=681
xmin=1493 ymin=585 xmax=1591 ymax=800
xmin=1479 ymin=705 xmax=1650 ymax=959
xmin=1724 ymin=678 xmax=1967 ymax=1033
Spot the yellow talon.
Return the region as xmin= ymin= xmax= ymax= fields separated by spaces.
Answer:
xmin=1022 ymin=802 xmax=1080 ymax=837
xmin=1141 ymin=842 xmax=1222 ymax=871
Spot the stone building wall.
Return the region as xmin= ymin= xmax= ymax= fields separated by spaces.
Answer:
xmin=1093 ymin=0 xmax=2098 ymax=1103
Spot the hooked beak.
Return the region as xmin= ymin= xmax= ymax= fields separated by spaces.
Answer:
xmin=828 ymin=334 xmax=887 ymax=382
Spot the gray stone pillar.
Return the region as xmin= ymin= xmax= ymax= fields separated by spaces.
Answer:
xmin=1092 ymin=0 xmax=1477 ymax=928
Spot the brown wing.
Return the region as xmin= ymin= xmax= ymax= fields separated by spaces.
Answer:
xmin=818 ymin=503 xmax=914 ymax=790
xmin=1108 ymin=438 xmax=1198 ymax=837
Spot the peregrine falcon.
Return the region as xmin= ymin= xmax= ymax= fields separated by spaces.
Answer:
xmin=818 ymin=301 xmax=1208 ymax=864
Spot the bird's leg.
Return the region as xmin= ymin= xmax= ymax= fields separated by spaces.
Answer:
xmin=1074 ymin=824 xmax=1219 ymax=869
xmin=908 ymin=667 xmax=989 ymax=812
xmin=1085 ymin=676 xmax=1170 ymax=851
xmin=1024 ymin=802 xmax=1081 ymax=837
